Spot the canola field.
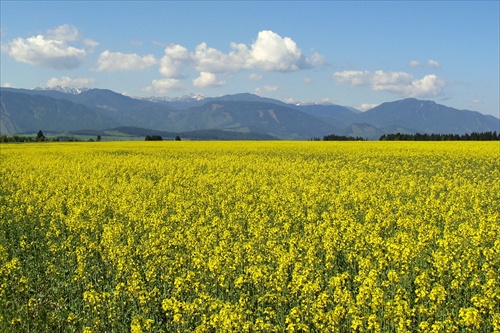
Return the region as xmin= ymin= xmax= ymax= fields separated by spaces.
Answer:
xmin=0 ymin=141 xmax=499 ymax=332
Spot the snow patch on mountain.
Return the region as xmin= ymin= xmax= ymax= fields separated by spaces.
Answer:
xmin=35 ymin=86 xmax=91 ymax=94
xmin=136 ymin=93 xmax=206 ymax=103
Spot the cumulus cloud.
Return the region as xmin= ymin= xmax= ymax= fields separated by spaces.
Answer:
xmin=409 ymin=60 xmax=420 ymax=68
xmin=308 ymin=52 xmax=327 ymax=67
xmin=303 ymin=77 xmax=313 ymax=84
xmin=254 ymin=87 xmax=264 ymax=96
xmin=159 ymin=44 xmax=192 ymax=78
xmin=332 ymin=70 xmax=372 ymax=86
xmin=427 ymin=59 xmax=440 ymax=68
xmin=192 ymin=72 xmax=225 ymax=88
xmin=248 ymin=73 xmax=262 ymax=81
xmin=96 ymin=50 xmax=157 ymax=72
xmin=406 ymin=74 xmax=445 ymax=97
xmin=1 ymin=82 xmax=14 ymax=88
xmin=194 ymin=42 xmax=251 ymax=73
xmin=3 ymin=24 xmax=96 ymax=70
xmin=82 ymin=38 xmax=99 ymax=51
xmin=156 ymin=30 xmax=322 ymax=78
xmin=409 ymin=59 xmax=441 ymax=68
xmin=47 ymin=24 xmax=79 ymax=42
xmin=44 ymin=76 xmax=95 ymax=88
xmin=263 ymin=85 xmax=278 ymax=92
xmin=358 ymin=103 xmax=379 ymax=111
xmin=333 ymin=70 xmax=445 ymax=98
xmin=249 ymin=30 xmax=306 ymax=71
xmin=6 ymin=35 xmax=87 ymax=70
xmin=145 ymin=30 xmax=324 ymax=94
xmin=370 ymin=70 xmax=415 ymax=92
xmin=143 ymin=78 xmax=186 ymax=94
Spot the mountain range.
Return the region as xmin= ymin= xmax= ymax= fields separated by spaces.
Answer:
xmin=1 ymin=87 xmax=498 ymax=140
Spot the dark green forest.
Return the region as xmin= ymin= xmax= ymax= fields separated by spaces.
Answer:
xmin=379 ymin=131 xmax=498 ymax=141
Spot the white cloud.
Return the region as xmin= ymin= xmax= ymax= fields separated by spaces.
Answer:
xmin=303 ymin=77 xmax=313 ymax=84
xmin=427 ymin=59 xmax=440 ymax=68
xmin=308 ymin=52 xmax=327 ymax=67
xmin=82 ymin=38 xmax=99 ymax=51
xmin=155 ymin=30 xmax=323 ymax=79
xmin=333 ymin=70 xmax=445 ymax=98
xmin=96 ymin=50 xmax=157 ymax=72
xmin=3 ymin=25 xmax=95 ymax=70
xmin=332 ymin=70 xmax=372 ymax=86
xmin=43 ymin=76 xmax=95 ymax=88
xmin=406 ymin=74 xmax=444 ymax=97
xmin=194 ymin=42 xmax=252 ymax=73
xmin=144 ymin=78 xmax=186 ymax=94
xmin=254 ymin=87 xmax=264 ymax=96
xmin=248 ymin=73 xmax=262 ymax=81
xmin=47 ymin=24 xmax=79 ymax=42
xmin=409 ymin=60 xmax=420 ymax=68
xmin=147 ymin=30 xmax=324 ymax=94
xmin=371 ymin=70 xmax=415 ymax=92
xmin=1 ymin=82 xmax=14 ymax=88
xmin=159 ymin=44 xmax=192 ymax=78
xmin=6 ymin=35 xmax=87 ymax=70
xmin=263 ymin=85 xmax=278 ymax=92
xmin=192 ymin=72 xmax=225 ymax=88
xmin=249 ymin=30 xmax=307 ymax=71
xmin=409 ymin=59 xmax=441 ymax=68
xmin=358 ymin=103 xmax=379 ymax=111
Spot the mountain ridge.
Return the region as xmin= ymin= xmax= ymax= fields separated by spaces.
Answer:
xmin=1 ymin=87 xmax=498 ymax=139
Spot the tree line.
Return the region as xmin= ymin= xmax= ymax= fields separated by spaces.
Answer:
xmin=379 ymin=131 xmax=499 ymax=141
xmin=145 ymin=135 xmax=181 ymax=141
xmin=0 ymin=130 xmax=101 ymax=143
xmin=309 ymin=134 xmax=366 ymax=141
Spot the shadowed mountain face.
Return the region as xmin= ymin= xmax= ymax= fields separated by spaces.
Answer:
xmin=1 ymin=88 xmax=498 ymax=139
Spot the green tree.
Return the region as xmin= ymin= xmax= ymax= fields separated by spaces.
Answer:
xmin=36 ymin=130 xmax=45 ymax=141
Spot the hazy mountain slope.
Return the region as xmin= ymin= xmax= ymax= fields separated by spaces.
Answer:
xmin=71 ymin=89 xmax=159 ymax=111
xmin=68 ymin=89 xmax=178 ymax=130
xmin=0 ymin=88 xmax=177 ymax=130
xmin=359 ymin=98 xmax=499 ymax=134
xmin=162 ymin=92 xmax=291 ymax=110
xmin=0 ymin=87 xmax=75 ymax=102
xmin=169 ymin=101 xmax=335 ymax=139
xmin=293 ymin=104 xmax=358 ymax=129
xmin=0 ymin=91 xmax=118 ymax=134
xmin=339 ymin=123 xmax=385 ymax=139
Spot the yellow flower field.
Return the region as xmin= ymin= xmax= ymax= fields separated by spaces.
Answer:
xmin=0 ymin=141 xmax=498 ymax=332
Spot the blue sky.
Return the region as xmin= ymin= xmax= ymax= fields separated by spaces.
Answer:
xmin=1 ymin=1 xmax=499 ymax=116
